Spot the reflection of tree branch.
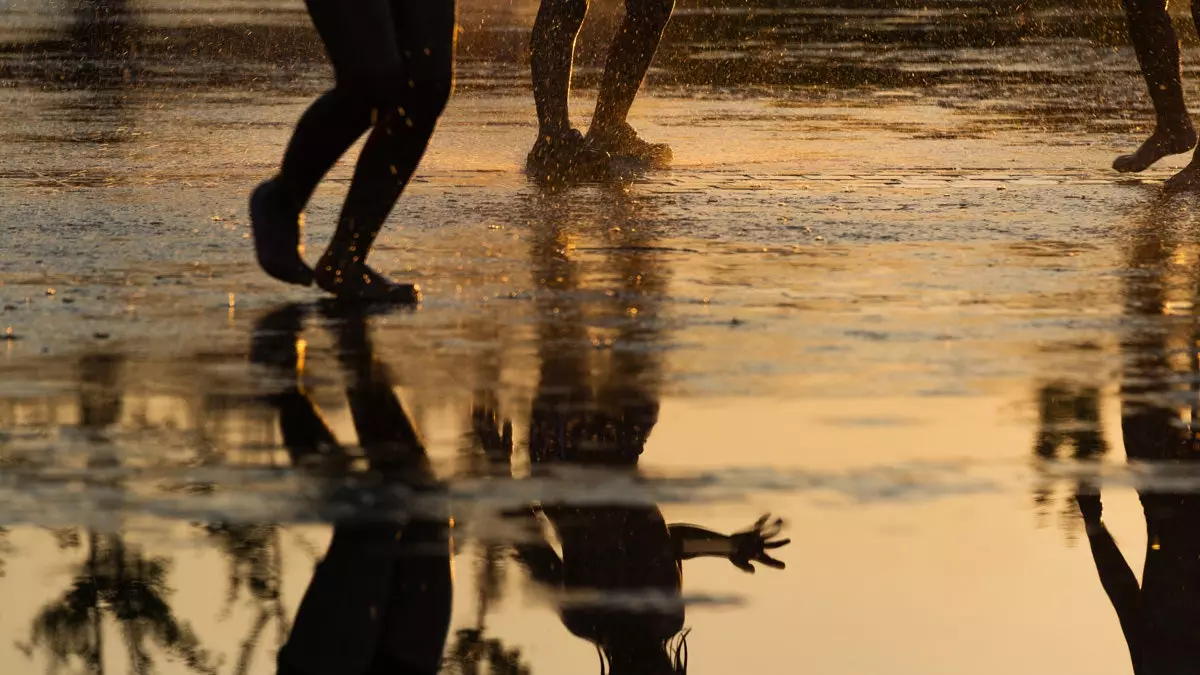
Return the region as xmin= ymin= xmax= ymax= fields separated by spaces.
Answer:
xmin=196 ymin=520 xmax=291 ymax=671
xmin=28 ymin=531 xmax=217 ymax=675
xmin=232 ymin=609 xmax=270 ymax=675
xmin=1031 ymin=382 xmax=1108 ymax=533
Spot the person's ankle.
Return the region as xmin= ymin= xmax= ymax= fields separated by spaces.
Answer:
xmin=587 ymin=119 xmax=621 ymax=140
xmin=537 ymin=123 xmax=571 ymax=140
xmin=276 ymin=178 xmax=309 ymax=219
xmin=1155 ymin=115 xmax=1196 ymax=140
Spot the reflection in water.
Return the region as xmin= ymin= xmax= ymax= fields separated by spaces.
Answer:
xmin=473 ymin=190 xmax=791 ymax=673
xmin=198 ymin=523 xmax=289 ymax=675
xmin=251 ymin=304 xmax=454 ymax=675
xmin=26 ymin=351 xmax=216 ymax=675
xmin=29 ymin=531 xmax=216 ymax=675
xmin=1056 ymin=198 xmax=1200 ymax=673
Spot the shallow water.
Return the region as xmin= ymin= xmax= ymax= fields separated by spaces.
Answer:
xmin=3 ymin=1 xmax=1200 ymax=674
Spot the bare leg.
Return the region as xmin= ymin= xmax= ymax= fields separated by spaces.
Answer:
xmin=589 ymin=0 xmax=674 ymax=137
xmin=1113 ymin=0 xmax=1196 ymax=173
xmin=1164 ymin=2 xmax=1200 ymax=190
xmin=526 ymin=0 xmax=612 ymax=182
xmin=531 ymin=0 xmax=589 ymax=137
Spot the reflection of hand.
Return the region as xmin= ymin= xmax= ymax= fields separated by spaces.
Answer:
xmin=729 ymin=514 xmax=791 ymax=573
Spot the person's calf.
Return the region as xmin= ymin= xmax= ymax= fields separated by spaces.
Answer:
xmin=625 ymin=0 xmax=675 ymax=31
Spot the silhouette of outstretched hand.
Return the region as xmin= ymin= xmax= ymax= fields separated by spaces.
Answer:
xmin=729 ymin=514 xmax=790 ymax=573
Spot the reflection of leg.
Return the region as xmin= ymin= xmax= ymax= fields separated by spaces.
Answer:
xmin=249 ymin=305 xmax=343 ymax=467
xmin=327 ymin=307 xmax=429 ymax=474
xmin=373 ymin=517 xmax=453 ymax=673
xmin=276 ymin=524 xmax=402 ymax=675
xmin=1114 ymin=0 xmax=1196 ymax=173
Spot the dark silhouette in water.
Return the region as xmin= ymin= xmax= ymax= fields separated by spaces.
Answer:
xmin=249 ymin=304 xmax=453 ymax=675
xmin=26 ymin=353 xmax=216 ymax=675
xmin=486 ymin=193 xmax=789 ymax=673
xmin=526 ymin=0 xmax=675 ymax=181
xmin=250 ymin=1 xmax=456 ymax=303
xmin=1112 ymin=0 xmax=1200 ymax=189
xmin=1071 ymin=198 xmax=1200 ymax=673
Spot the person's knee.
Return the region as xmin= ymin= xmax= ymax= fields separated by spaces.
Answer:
xmin=336 ymin=61 xmax=408 ymax=111
xmin=336 ymin=65 xmax=452 ymax=128
xmin=1120 ymin=0 xmax=1164 ymax=17
xmin=404 ymin=68 xmax=453 ymax=128
xmin=627 ymin=0 xmax=674 ymax=27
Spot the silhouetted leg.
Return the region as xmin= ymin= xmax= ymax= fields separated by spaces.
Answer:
xmin=252 ymin=89 xmax=374 ymax=288
xmin=254 ymin=28 xmax=379 ymax=284
xmin=1114 ymin=0 xmax=1196 ymax=173
xmin=1164 ymin=2 xmax=1200 ymax=190
xmin=589 ymin=0 xmax=672 ymax=136
xmin=526 ymin=0 xmax=613 ymax=180
xmin=531 ymin=0 xmax=589 ymax=137
xmin=306 ymin=0 xmax=455 ymax=304
xmin=583 ymin=0 xmax=673 ymax=165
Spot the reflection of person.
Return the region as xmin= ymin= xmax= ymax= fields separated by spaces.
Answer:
xmin=1072 ymin=199 xmax=1200 ymax=673
xmin=1112 ymin=1 xmax=1200 ymax=189
xmin=250 ymin=1 xmax=456 ymax=303
xmin=494 ymin=200 xmax=789 ymax=674
xmin=250 ymin=304 xmax=452 ymax=675
xmin=526 ymin=0 xmax=675 ymax=180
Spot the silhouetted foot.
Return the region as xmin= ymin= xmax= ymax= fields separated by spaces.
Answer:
xmin=1113 ymin=125 xmax=1197 ymax=173
xmin=526 ymin=128 xmax=612 ymax=183
xmin=250 ymin=179 xmax=313 ymax=286
xmin=1164 ymin=156 xmax=1200 ymax=191
xmin=587 ymin=121 xmax=672 ymax=168
xmin=314 ymin=256 xmax=421 ymax=305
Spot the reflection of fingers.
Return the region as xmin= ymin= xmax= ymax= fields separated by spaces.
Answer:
xmin=764 ymin=538 xmax=791 ymax=549
xmin=759 ymin=553 xmax=786 ymax=569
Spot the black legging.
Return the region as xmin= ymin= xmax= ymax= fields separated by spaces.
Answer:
xmin=1121 ymin=0 xmax=1200 ymax=128
xmin=275 ymin=0 xmax=456 ymax=271
xmin=530 ymin=0 xmax=674 ymax=136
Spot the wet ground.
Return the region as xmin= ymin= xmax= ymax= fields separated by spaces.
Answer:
xmin=4 ymin=0 xmax=1200 ymax=673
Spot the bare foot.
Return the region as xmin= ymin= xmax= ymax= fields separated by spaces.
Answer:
xmin=313 ymin=255 xmax=420 ymax=305
xmin=250 ymin=179 xmax=314 ymax=286
xmin=1113 ymin=126 xmax=1198 ymax=173
xmin=1164 ymin=157 xmax=1200 ymax=191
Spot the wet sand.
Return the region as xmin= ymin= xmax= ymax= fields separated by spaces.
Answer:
xmin=2 ymin=1 xmax=1200 ymax=674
